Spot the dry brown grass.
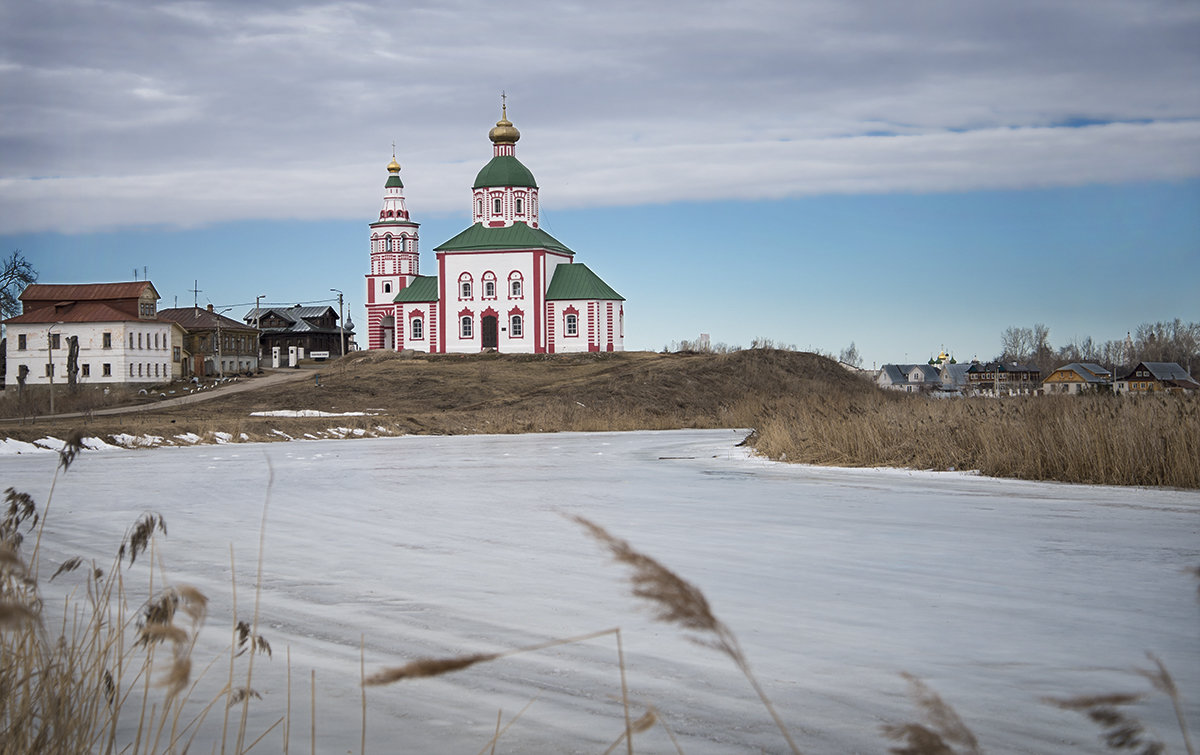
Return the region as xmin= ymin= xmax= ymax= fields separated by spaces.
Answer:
xmin=0 ymin=437 xmax=279 ymax=754
xmin=753 ymin=389 xmax=1200 ymax=488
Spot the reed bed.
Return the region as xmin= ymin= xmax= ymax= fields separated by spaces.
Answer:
xmin=753 ymin=391 xmax=1200 ymax=489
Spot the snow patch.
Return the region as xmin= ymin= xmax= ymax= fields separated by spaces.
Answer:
xmin=0 ymin=438 xmax=52 ymax=455
xmin=212 ymin=432 xmax=234 ymax=444
xmin=174 ymin=433 xmax=202 ymax=444
xmin=250 ymin=409 xmax=377 ymax=417
xmin=111 ymin=433 xmax=165 ymax=448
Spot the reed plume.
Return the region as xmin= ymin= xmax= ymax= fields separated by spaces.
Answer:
xmin=571 ymin=514 xmax=801 ymax=754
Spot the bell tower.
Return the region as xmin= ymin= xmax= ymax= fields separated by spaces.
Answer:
xmin=365 ymin=149 xmax=420 ymax=349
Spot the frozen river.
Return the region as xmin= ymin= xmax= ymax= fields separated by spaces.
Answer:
xmin=5 ymin=429 xmax=1198 ymax=753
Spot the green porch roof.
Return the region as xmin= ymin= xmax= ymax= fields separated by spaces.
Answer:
xmin=434 ymin=222 xmax=573 ymax=254
xmin=473 ymin=155 xmax=537 ymax=189
xmin=545 ymin=263 xmax=624 ymax=301
xmin=393 ymin=275 xmax=439 ymax=303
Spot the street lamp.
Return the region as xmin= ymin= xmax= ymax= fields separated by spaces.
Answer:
xmin=47 ymin=321 xmax=64 ymax=415
xmin=330 ymin=288 xmax=345 ymax=357
xmin=254 ymin=294 xmax=266 ymax=369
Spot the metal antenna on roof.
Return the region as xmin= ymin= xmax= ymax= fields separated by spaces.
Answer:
xmin=191 ymin=280 xmax=202 ymax=309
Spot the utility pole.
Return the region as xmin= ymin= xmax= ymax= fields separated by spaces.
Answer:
xmin=330 ymin=288 xmax=345 ymax=356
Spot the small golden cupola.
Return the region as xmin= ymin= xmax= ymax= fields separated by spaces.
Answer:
xmin=488 ymin=101 xmax=521 ymax=146
xmin=387 ymin=156 xmax=401 ymax=173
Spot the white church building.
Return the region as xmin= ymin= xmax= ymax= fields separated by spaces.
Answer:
xmin=364 ymin=106 xmax=624 ymax=354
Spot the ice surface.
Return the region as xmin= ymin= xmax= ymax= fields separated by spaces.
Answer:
xmin=4 ymin=429 xmax=1197 ymax=753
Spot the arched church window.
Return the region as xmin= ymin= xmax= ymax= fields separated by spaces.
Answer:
xmin=509 ymin=272 xmax=523 ymax=298
xmin=383 ymin=282 xmax=392 ymax=294
xmin=493 ymin=198 xmax=501 ymax=215
xmin=477 ymin=199 xmax=483 ymax=216
xmin=515 ymin=198 xmax=523 ymax=215
xmin=385 ymin=237 xmax=392 ymax=251
xmin=411 ymin=317 xmax=424 ymax=340
xmin=510 ymin=314 xmax=523 ymax=338
xmin=460 ymin=316 xmax=473 ymax=339
xmin=459 ymin=273 xmax=473 ymax=300
xmin=565 ymin=314 xmax=578 ymax=337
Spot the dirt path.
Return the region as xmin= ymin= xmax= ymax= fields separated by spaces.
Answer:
xmin=0 ymin=368 xmax=315 ymax=424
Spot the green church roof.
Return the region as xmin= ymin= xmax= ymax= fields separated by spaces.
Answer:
xmin=473 ymin=155 xmax=537 ymax=189
xmin=434 ymin=222 xmax=573 ymax=254
xmin=393 ymin=275 xmax=439 ymax=303
xmin=385 ymin=174 xmax=404 ymax=188
xmin=545 ymin=263 xmax=624 ymax=301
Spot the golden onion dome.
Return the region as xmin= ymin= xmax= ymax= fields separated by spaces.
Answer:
xmin=387 ymin=157 xmax=401 ymax=173
xmin=488 ymin=105 xmax=521 ymax=144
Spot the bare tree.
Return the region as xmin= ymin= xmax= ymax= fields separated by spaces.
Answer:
xmin=839 ymin=341 xmax=862 ymax=368
xmin=1 ymin=250 xmax=38 ymax=320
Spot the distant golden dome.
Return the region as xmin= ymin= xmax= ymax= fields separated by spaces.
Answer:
xmin=387 ymin=157 xmax=401 ymax=173
xmin=488 ymin=104 xmax=521 ymax=145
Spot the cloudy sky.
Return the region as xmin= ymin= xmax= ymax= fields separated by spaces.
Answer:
xmin=2 ymin=0 xmax=1198 ymax=362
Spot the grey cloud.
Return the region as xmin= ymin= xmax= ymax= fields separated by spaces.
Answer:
xmin=1 ymin=0 xmax=1197 ymax=232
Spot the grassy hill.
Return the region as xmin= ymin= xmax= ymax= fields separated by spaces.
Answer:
xmin=3 ymin=348 xmax=1196 ymax=488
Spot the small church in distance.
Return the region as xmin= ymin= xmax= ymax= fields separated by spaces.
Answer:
xmin=364 ymin=104 xmax=625 ymax=354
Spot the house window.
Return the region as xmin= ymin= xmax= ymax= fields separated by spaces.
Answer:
xmin=460 ymin=316 xmax=473 ymax=338
xmin=17 ymin=334 xmax=25 ymax=350
xmin=493 ymin=198 xmax=501 ymax=214
xmin=140 ymin=302 xmax=155 ymax=318
xmin=129 ymin=364 xmax=134 ymax=377
xmin=103 ymin=363 xmax=111 ymax=377
xmin=173 ymin=346 xmax=181 ymax=361
xmin=82 ymin=364 xmax=90 ymax=378
xmin=515 ymin=197 xmax=523 ymax=214
xmin=411 ymin=317 xmax=424 ymax=340
xmin=511 ymin=314 xmax=523 ymax=337
xmin=130 ymin=333 xmax=135 ymax=349
xmin=103 ymin=332 xmax=112 ymax=349
xmin=45 ymin=363 xmax=54 ymax=377
xmin=138 ymin=333 xmax=143 ymax=349
xmin=565 ymin=314 xmax=578 ymax=336
xmin=50 ymin=333 xmax=61 ymax=350
xmin=138 ymin=364 xmax=143 ymax=377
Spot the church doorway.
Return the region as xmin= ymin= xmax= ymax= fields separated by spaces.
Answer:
xmin=481 ymin=315 xmax=498 ymax=350
xmin=380 ymin=316 xmax=395 ymax=350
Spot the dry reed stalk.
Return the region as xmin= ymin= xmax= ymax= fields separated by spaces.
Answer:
xmin=473 ymin=696 xmax=539 ymax=755
xmin=603 ymin=708 xmax=658 ymax=755
xmin=570 ymin=514 xmax=802 ymax=754
xmin=364 ymin=627 xmax=620 ymax=686
xmin=1044 ymin=693 xmax=1164 ymax=753
xmin=882 ymin=673 xmax=982 ymax=755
